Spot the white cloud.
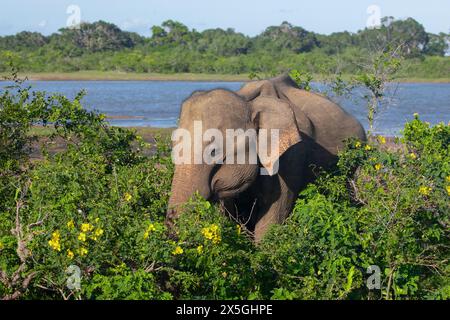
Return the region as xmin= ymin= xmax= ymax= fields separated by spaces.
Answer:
xmin=120 ymin=18 xmax=149 ymax=32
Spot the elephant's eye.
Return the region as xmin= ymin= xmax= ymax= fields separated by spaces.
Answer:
xmin=211 ymin=149 xmax=216 ymax=157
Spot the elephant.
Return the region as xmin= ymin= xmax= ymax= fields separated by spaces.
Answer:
xmin=166 ymin=74 xmax=366 ymax=242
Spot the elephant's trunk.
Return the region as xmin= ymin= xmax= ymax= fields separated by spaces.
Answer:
xmin=166 ymin=164 xmax=212 ymax=226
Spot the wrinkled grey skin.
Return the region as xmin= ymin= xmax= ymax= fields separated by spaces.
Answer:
xmin=167 ymin=74 xmax=366 ymax=242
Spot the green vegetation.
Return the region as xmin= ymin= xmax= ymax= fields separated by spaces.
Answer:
xmin=0 ymin=71 xmax=251 ymax=82
xmin=1 ymin=74 xmax=449 ymax=300
xmin=0 ymin=18 xmax=449 ymax=81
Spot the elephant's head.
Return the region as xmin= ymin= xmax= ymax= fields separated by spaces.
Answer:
xmin=166 ymin=82 xmax=302 ymax=224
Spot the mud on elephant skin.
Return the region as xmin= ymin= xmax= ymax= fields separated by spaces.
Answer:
xmin=166 ymin=74 xmax=366 ymax=242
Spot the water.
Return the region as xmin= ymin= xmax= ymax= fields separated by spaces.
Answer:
xmin=2 ymin=80 xmax=449 ymax=136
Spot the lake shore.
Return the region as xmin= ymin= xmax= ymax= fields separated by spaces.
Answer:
xmin=1 ymin=71 xmax=250 ymax=82
xmin=2 ymin=71 xmax=450 ymax=83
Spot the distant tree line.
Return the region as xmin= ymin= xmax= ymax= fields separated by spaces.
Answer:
xmin=0 ymin=18 xmax=448 ymax=77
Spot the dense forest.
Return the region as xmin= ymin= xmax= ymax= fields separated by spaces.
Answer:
xmin=0 ymin=17 xmax=449 ymax=78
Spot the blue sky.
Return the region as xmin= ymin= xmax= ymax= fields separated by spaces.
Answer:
xmin=0 ymin=0 xmax=449 ymax=36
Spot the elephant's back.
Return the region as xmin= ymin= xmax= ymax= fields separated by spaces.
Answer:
xmin=281 ymin=86 xmax=366 ymax=154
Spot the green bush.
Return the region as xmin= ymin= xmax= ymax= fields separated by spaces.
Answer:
xmin=0 ymin=80 xmax=448 ymax=300
xmin=258 ymin=121 xmax=449 ymax=300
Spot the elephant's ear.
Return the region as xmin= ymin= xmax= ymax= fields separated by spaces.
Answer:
xmin=250 ymin=96 xmax=301 ymax=176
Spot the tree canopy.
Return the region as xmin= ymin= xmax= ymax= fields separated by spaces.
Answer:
xmin=0 ymin=17 xmax=448 ymax=75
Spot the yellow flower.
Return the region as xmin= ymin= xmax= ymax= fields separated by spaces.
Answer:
xmin=48 ymin=239 xmax=60 ymax=251
xmin=378 ymin=136 xmax=386 ymax=144
xmin=94 ymin=228 xmax=104 ymax=237
xmin=81 ymin=223 xmax=94 ymax=233
xmin=236 ymin=224 xmax=242 ymax=236
xmin=202 ymin=224 xmax=221 ymax=244
xmin=48 ymin=230 xmax=61 ymax=252
xmin=95 ymin=217 xmax=100 ymax=223
xmin=202 ymin=228 xmax=213 ymax=240
xmin=78 ymin=232 xmax=87 ymax=242
xmin=355 ymin=141 xmax=361 ymax=148
xmin=446 ymin=176 xmax=450 ymax=183
xmin=374 ymin=163 xmax=382 ymax=171
xmin=409 ymin=153 xmax=417 ymax=160
xmin=90 ymin=228 xmax=103 ymax=241
xmin=419 ymin=186 xmax=432 ymax=196
xmin=172 ymin=246 xmax=184 ymax=255
xmin=67 ymin=220 xmax=75 ymax=229
xmin=52 ymin=231 xmax=60 ymax=239
xmin=197 ymin=245 xmax=203 ymax=254
xmin=144 ymin=224 xmax=156 ymax=239
xmin=124 ymin=193 xmax=132 ymax=202
xmin=365 ymin=145 xmax=372 ymax=151
xmin=0 ymin=242 xmax=3 ymax=250
xmin=67 ymin=249 xmax=74 ymax=260
xmin=78 ymin=247 xmax=88 ymax=256
xmin=446 ymin=186 xmax=450 ymax=196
